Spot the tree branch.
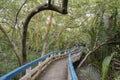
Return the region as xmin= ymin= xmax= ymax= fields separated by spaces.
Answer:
xmin=78 ymin=38 xmax=120 ymax=68
xmin=14 ymin=0 xmax=28 ymax=28
xmin=12 ymin=0 xmax=28 ymax=39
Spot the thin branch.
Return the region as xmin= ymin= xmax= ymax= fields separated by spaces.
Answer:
xmin=107 ymin=39 xmax=120 ymax=44
xmin=12 ymin=0 xmax=28 ymax=38
xmin=14 ymin=0 xmax=28 ymax=28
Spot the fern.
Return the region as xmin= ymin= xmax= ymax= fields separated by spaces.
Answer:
xmin=102 ymin=53 xmax=115 ymax=80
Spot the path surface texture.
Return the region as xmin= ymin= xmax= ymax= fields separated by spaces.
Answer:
xmin=37 ymin=58 xmax=68 ymax=80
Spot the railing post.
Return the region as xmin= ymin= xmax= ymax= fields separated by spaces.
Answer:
xmin=20 ymin=67 xmax=31 ymax=80
xmin=26 ymin=67 xmax=31 ymax=80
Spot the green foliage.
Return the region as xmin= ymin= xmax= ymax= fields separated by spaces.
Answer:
xmin=0 ymin=39 xmax=18 ymax=76
xmin=102 ymin=53 xmax=115 ymax=80
xmin=0 ymin=0 xmax=120 ymax=78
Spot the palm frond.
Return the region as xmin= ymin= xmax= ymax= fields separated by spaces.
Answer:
xmin=79 ymin=65 xmax=101 ymax=80
xmin=114 ymin=74 xmax=120 ymax=80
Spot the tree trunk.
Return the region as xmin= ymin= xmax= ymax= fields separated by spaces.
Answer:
xmin=41 ymin=11 xmax=53 ymax=56
xmin=22 ymin=0 xmax=68 ymax=64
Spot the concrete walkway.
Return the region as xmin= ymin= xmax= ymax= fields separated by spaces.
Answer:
xmin=37 ymin=58 xmax=68 ymax=80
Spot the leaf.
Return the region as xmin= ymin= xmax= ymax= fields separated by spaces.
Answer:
xmin=37 ymin=0 xmax=41 ymax=3
xmin=102 ymin=53 xmax=114 ymax=80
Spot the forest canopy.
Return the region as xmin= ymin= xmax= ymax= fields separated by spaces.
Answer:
xmin=0 ymin=0 xmax=120 ymax=80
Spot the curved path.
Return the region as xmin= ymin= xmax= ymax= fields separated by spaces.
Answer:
xmin=37 ymin=58 xmax=68 ymax=80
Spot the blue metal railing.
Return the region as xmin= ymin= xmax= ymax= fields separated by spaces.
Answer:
xmin=68 ymin=46 xmax=83 ymax=80
xmin=0 ymin=47 xmax=75 ymax=80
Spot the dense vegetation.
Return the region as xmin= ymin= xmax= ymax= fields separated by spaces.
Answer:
xmin=0 ymin=0 xmax=120 ymax=80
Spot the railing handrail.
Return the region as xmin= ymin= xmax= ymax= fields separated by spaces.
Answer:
xmin=68 ymin=46 xmax=84 ymax=80
xmin=0 ymin=47 xmax=75 ymax=80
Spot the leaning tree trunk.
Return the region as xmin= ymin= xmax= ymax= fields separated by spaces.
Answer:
xmin=22 ymin=0 xmax=68 ymax=65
